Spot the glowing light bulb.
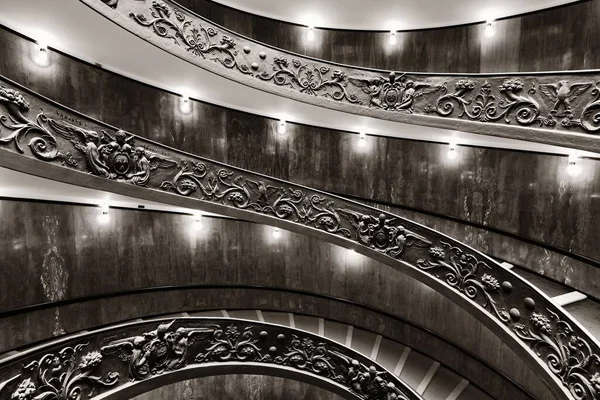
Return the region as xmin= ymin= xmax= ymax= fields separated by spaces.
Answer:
xmin=307 ymin=26 xmax=315 ymax=42
xmin=180 ymin=94 xmax=191 ymax=114
xmin=273 ymin=228 xmax=281 ymax=238
xmin=98 ymin=201 xmax=110 ymax=224
xmin=447 ymin=143 xmax=458 ymax=159
xmin=192 ymin=214 xmax=202 ymax=231
xmin=358 ymin=131 xmax=367 ymax=147
xmin=566 ymin=154 xmax=582 ymax=177
xmin=389 ymin=31 xmax=397 ymax=46
xmin=35 ymin=41 xmax=49 ymax=66
xmin=484 ymin=21 xmax=495 ymax=38
xmin=277 ymin=119 xmax=287 ymax=135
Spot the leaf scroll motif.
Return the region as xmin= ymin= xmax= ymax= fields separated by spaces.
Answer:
xmin=259 ymin=57 xmax=360 ymax=104
xmin=514 ymin=309 xmax=600 ymax=399
xmin=7 ymin=343 xmax=119 ymax=400
xmin=130 ymin=1 xmax=251 ymax=74
xmin=424 ymin=79 xmax=555 ymax=127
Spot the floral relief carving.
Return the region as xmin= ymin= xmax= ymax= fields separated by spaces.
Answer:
xmin=259 ymin=58 xmax=360 ymax=104
xmin=6 ymin=343 xmax=119 ymax=400
xmin=1 ymin=83 xmax=599 ymax=398
xmin=424 ymin=78 xmax=555 ymax=127
xmin=129 ymin=1 xmax=251 ymax=74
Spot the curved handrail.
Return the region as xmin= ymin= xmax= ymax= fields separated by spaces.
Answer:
xmin=0 ymin=77 xmax=598 ymax=399
xmin=0 ymin=317 xmax=422 ymax=400
xmin=80 ymin=0 xmax=600 ymax=153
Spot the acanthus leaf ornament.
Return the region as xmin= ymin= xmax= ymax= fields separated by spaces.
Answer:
xmin=259 ymin=58 xmax=360 ymax=104
xmin=7 ymin=343 xmax=119 ymax=400
xmin=424 ymin=78 xmax=555 ymax=127
xmin=0 ymin=86 xmax=77 ymax=166
xmin=129 ymin=1 xmax=252 ymax=74
xmin=195 ymin=324 xmax=271 ymax=363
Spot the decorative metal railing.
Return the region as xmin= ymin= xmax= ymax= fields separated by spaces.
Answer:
xmin=82 ymin=0 xmax=600 ymax=153
xmin=0 ymin=77 xmax=598 ymax=399
xmin=0 ymin=318 xmax=422 ymax=400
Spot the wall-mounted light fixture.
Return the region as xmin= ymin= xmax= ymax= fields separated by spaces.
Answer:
xmin=306 ymin=26 xmax=315 ymax=42
xmin=180 ymin=93 xmax=192 ymax=114
xmin=277 ymin=119 xmax=287 ymax=135
xmin=447 ymin=142 xmax=458 ymax=159
xmin=389 ymin=31 xmax=397 ymax=46
xmin=484 ymin=20 xmax=496 ymax=38
xmin=358 ymin=131 xmax=367 ymax=147
xmin=35 ymin=40 xmax=49 ymax=67
xmin=273 ymin=227 xmax=281 ymax=239
xmin=192 ymin=213 xmax=202 ymax=231
xmin=566 ymin=153 xmax=582 ymax=177
xmin=98 ymin=201 xmax=110 ymax=224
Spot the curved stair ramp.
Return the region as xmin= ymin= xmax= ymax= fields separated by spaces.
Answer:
xmin=186 ymin=310 xmax=487 ymax=400
xmin=0 ymin=317 xmax=422 ymax=400
xmin=0 ymin=77 xmax=598 ymax=399
xmin=80 ymin=0 xmax=600 ymax=153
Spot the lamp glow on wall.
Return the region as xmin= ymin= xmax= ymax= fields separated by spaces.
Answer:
xmin=192 ymin=213 xmax=202 ymax=231
xmin=447 ymin=142 xmax=458 ymax=159
xmin=389 ymin=31 xmax=397 ymax=46
xmin=358 ymin=131 xmax=367 ymax=147
xmin=35 ymin=40 xmax=50 ymax=67
xmin=180 ymin=93 xmax=192 ymax=114
xmin=566 ymin=153 xmax=582 ymax=177
xmin=306 ymin=26 xmax=315 ymax=42
xmin=98 ymin=201 xmax=110 ymax=224
xmin=272 ymin=227 xmax=281 ymax=239
xmin=277 ymin=119 xmax=287 ymax=135
xmin=484 ymin=20 xmax=496 ymax=38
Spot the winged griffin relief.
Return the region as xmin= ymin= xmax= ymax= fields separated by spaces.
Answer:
xmin=349 ymin=72 xmax=440 ymax=112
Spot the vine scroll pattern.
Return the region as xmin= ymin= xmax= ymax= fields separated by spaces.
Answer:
xmin=0 ymin=319 xmax=420 ymax=400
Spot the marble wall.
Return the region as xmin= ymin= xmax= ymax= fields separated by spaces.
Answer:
xmin=0 ymin=200 xmax=549 ymax=400
xmin=131 ymin=375 xmax=344 ymax=400
xmin=0 ymin=28 xmax=598 ymax=295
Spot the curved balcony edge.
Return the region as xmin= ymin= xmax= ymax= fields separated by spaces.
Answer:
xmin=80 ymin=0 xmax=600 ymax=154
xmin=0 ymin=317 xmax=422 ymax=400
xmin=0 ymin=75 xmax=598 ymax=399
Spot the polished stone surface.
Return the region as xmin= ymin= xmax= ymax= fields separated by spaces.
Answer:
xmin=131 ymin=375 xmax=345 ymax=400
xmin=0 ymin=27 xmax=597 ymax=270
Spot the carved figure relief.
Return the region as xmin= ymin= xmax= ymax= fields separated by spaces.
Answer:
xmin=101 ymin=320 xmax=215 ymax=380
xmin=349 ymin=72 xmax=439 ymax=112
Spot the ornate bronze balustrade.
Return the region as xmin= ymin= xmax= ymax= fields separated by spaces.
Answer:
xmin=0 ymin=77 xmax=598 ymax=399
xmin=82 ymin=0 xmax=600 ymax=153
xmin=0 ymin=318 xmax=421 ymax=400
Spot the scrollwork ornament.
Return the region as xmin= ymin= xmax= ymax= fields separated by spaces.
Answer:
xmin=424 ymin=79 xmax=555 ymax=127
xmin=416 ymin=242 xmax=510 ymax=323
xmin=0 ymin=86 xmax=76 ymax=166
xmin=259 ymin=58 xmax=360 ymax=104
xmin=130 ymin=1 xmax=251 ymax=74
xmin=6 ymin=344 xmax=119 ymax=400
xmin=513 ymin=309 xmax=600 ymax=399
xmin=195 ymin=325 xmax=271 ymax=363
